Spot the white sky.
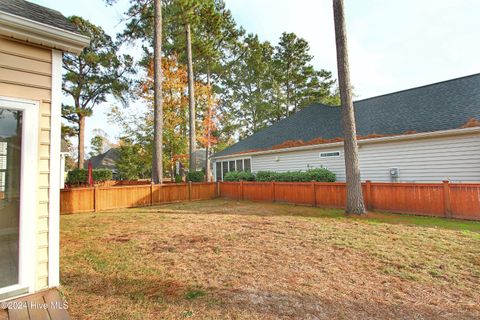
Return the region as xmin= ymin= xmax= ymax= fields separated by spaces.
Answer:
xmin=30 ymin=0 xmax=480 ymax=152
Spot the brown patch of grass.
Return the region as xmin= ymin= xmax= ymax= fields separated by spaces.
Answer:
xmin=61 ymin=200 xmax=480 ymax=319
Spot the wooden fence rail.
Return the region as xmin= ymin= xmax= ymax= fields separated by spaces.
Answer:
xmin=60 ymin=182 xmax=218 ymax=214
xmin=219 ymin=181 xmax=480 ymax=220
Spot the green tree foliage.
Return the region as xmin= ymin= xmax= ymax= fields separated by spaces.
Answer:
xmin=222 ymin=35 xmax=275 ymax=137
xmin=186 ymin=171 xmax=205 ymax=182
xmin=273 ymin=32 xmax=336 ymax=117
xmin=62 ymin=16 xmax=134 ymax=169
xmin=115 ymin=138 xmax=152 ymax=180
xmin=106 ymin=0 xmax=339 ymax=157
xmin=89 ymin=135 xmax=104 ymax=157
xmin=108 ymin=0 xmax=242 ymax=150
xmin=61 ymin=124 xmax=77 ymax=170
xmin=221 ymin=33 xmax=338 ymax=137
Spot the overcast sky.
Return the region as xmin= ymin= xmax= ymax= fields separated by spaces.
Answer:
xmin=31 ymin=0 xmax=480 ymax=151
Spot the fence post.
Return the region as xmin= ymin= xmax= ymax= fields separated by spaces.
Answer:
xmin=365 ymin=180 xmax=372 ymax=211
xmin=216 ymin=181 xmax=220 ymax=198
xmin=311 ymin=181 xmax=316 ymax=207
xmin=94 ymin=187 xmax=99 ymax=212
xmin=240 ymin=180 xmax=244 ymax=200
xmin=272 ymin=181 xmax=275 ymax=202
xmin=443 ymin=180 xmax=452 ymax=218
xmin=150 ymin=183 xmax=153 ymax=206
xmin=188 ymin=181 xmax=192 ymax=201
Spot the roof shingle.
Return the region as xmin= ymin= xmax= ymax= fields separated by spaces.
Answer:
xmin=0 ymin=0 xmax=81 ymax=34
xmin=214 ymin=73 xmax=480 ymax=157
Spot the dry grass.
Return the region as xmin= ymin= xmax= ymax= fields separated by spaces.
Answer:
xmin=60 ymin=200 xmax=480 ymax=319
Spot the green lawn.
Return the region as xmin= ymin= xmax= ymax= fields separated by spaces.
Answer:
xmin=60 ymin=199 xmax=480 ymax=319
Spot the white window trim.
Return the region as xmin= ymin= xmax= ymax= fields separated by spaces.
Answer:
xmin=49 ymin=50 xmax=62 ymax=288
xmin=0 ymin=96 xmax=39 ymax=297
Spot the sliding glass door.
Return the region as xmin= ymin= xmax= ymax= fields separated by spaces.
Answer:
xmin=0 ymin=108 xmax=22 ymax=289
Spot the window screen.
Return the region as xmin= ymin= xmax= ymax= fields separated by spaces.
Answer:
xmin=229 ymin=161 xmax=235 ymax=172
xmin=236 ymin=159 xmax=243 ymax=172
xmin=244 ymin=159 xmax=251 ymax=172
xmin=216 ymin=162 xmax=222 ymax=181
xmin=222 ymin=161 xmax=228 ymax=178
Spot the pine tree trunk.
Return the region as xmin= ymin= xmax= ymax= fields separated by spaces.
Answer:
xmin=77 ymin=115 xmax=85 ymax=169
xmin=205 ymin=71 xmax=212 ymax=181
xmin=333 ymin=0 xmax=366 ymax=214
xmin=186 ymin=23 xmax=196 ymax=173
xmin=152 ymin=0 xmax=163 ymax=184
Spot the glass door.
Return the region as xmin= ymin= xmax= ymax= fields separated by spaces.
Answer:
xmin=0 ymin=97 xmax=38 ymax=300
xmin=0 ymin=107 xmax=22 ymax=289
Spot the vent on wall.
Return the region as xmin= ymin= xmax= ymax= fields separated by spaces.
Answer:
xmin=319 ymin=151 xmax=341 ymax=158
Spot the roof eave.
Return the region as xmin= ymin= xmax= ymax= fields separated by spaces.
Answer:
xmin=0 ymin=11 xmax=90 ymax=54
xmin=212 ymin=127 xmax=480 ymax=160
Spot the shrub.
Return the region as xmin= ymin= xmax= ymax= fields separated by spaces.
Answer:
xmin=174 ymin=175 xmax=183 ymax=183
xmin=305 ymin=168 xmax=336 ymax=182
xmin=255 ymin=171 xmax=278 ymax=182
xmin=66 ymin=169 xmax=113 ymax=185
xmin=224 ymin=171 xmax=255 ymax=182
xmin=186 ymin=171 xmax=205 ymax=182
xmin=254 ymin=168 xmax=336 ymax=182
xmin=93 ymin=169 xmax=113 ymax=182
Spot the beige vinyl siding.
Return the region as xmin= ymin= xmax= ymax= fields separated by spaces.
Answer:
xmin=0 ymin=36 xmax=52 ymax=291
xmin=236 ymin=131 xmax=480 ymax=183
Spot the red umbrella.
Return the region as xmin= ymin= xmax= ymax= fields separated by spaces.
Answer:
xmin=87 ymin=160 xmax=94 ymax=187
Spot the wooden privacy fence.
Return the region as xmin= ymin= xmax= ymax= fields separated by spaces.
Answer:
xmin=60 ymin=182 xmax=218 ymax=214
xmin=219 ymin=181 xmax=480 ymax=220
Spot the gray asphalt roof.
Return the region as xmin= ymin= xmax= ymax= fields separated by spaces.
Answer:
xmin=0 ymin=0 xmax=81 ymax=34
xmin=214 ymin=73 xmax=480 ymax=158
xmin=86 ymin=148 xmax=120 ymax=171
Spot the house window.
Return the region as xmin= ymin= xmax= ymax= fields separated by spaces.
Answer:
xmin=215 ymin=162 xmax=222 ymax=181
xmin=236 ymin=159 xmax=243 ymax=172
xmin=320 ymin=151 xmax=341 ymax=158
xmin=222 ymin=161 xmax=228 ymax=179
xmin=244 ymin=159 xmax=251 ymax=172
xmin=216 ymin=158 xmax=252 ymax=181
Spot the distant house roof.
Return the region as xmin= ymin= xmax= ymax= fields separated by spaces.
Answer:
xmin=86 ymin=148 xmax=119 ymax=171
xmin=214 ymin=73 xmax=480 ymax=158
xmin=0 ymin=0 xmax=89 ymax=53
xmin=0 ymin=0 xmax=81 ymax=34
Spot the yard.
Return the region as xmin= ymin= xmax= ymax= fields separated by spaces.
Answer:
xmin=60 ymin=200 xmax=480 ymax=319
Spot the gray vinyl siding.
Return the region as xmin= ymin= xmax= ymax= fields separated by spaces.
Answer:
xmin=214 ymin=132 xmax=480 ymax=183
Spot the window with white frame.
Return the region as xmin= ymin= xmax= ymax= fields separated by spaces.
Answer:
xmin=216 ymin=158 xmax=251 ymax=181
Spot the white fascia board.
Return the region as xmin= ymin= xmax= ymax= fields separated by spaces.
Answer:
xmin=0 ymin=11 xmax=90 ymax=54
xmin=212 ymin=127 xmax=480 ymax=160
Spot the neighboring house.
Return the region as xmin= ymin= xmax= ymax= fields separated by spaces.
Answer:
xmin=0 ymin=0 xmax=89 ymax=302
xmin=212 ymin=74 xmax=480 ymax=183
xmin=85 ymin=148 xmax=208 ymax=179
xmin=87 ymin=148 xmax=119 ymax=172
